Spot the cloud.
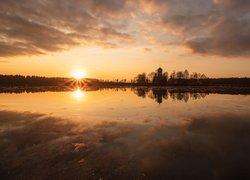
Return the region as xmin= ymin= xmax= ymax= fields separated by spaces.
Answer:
xmin=144 ymin=47 xmax=152 ymax=51
xmin=0 ymin=0 xmax=249 ymax=57
xmin=184 ymin=5 xmax=250 ymax=57
xmin=0 ymin=12 xmax=79 ymax=57
xmin=141 ymin=0 xmax=250 ymax=57
xmin=0 ymin=60 xmax=8 ymax=63
xmin=214 ymin=0 xmax=250 ymax=12
xmin=0 ymin=0 xmax=133 ymax=57
xmin=185 ymin=18 xmax=250 ymax=57
xmin=91 ymin=0 xmax=127 ymax=16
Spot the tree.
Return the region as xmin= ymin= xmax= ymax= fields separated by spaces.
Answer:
xmin=170 ymin=71 xmax=176 ymax=79
xmin=163 ymin=71 xmax=169 ymax=80
xmin=147 ymin=72 xmax=156 ymax=83
xmin=200 ymin=74 xmax=207 ymax=79
xmin=197 ymin=73 xmax=201 ymax=79
xmin=183 ymin=69 xmax=189 ymax=79
xmin=176 ymin=71 xmax=184 ymax=79
xmin=191 ymin=72 xmax=198 ymax=79
xmin=135 ymin=73 xmax=147 ymax=84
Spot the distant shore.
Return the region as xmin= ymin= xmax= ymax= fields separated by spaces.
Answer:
xmin=0 ymin=75 xmax=250 ymax=88
xmin=1 ymin=85 xmax=250 ymax=95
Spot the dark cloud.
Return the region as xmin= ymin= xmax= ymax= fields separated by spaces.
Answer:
xmin=0 ymin=12 xmax=78 ymax=56
xmin=185 ymin=17 xmax=250 ymax=57
xmin=1 ymin=110 xmax=250 ymax=179
xmin=92 ymin=0 xmax=127 ymax=16
xmin=184 ymin=1 xmax=250 ymax=57
xmin=142 ymin=0 xmax=250 ymax=57
xmin=0 ymin=0 xmax=133 ymax=57
xmin=215 ymin=0 xmax=250 ymax=12
xmin=0 ymin=0 xmax=249 ymax=57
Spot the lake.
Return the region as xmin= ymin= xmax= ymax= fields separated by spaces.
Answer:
xmin=0 ymin=87 xmax=250 ymax=179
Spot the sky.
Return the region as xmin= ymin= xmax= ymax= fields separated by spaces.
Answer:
xmin=0 ymin=0 xmax=249 ymax=80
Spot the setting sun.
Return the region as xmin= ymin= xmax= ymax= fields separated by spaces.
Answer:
xmin=72 ymin=68 xmax=86 ymax=80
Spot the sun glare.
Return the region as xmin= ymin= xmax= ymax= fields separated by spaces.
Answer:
xmin=72 ymin=89 xmax=85 ymax=100
xmin=72 ymin=68 xmax=86 ymax=80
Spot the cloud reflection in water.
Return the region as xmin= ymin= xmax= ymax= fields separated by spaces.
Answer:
xmin=0 ymin=110 xmax=250 ymax=179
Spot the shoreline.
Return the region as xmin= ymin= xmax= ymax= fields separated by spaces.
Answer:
xmin=0 ymin=85 xmax=250 ymax=95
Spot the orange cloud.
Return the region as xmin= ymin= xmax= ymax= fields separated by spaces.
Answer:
xmin=0 ymin=0 xmax=249 ymax=57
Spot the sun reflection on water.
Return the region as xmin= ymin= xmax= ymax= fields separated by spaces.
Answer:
xmin=72 ymin=89 xmax=85 ymax=100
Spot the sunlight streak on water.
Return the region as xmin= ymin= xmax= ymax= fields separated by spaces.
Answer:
xmin=72 ymin=89 xmax=85 ymax=101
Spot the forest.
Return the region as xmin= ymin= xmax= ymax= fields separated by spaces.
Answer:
xmin=0 ymin=74 xmax=250 ymax=87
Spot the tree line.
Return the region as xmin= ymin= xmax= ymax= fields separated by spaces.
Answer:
xmin=133 ymin=69 xmax=207 ymax=84
xmin=133 ymin=69 xmax=250 ymax=86
xmin=0 ymin=75 xmax=69 ymax=86
xmin=0 ymin=74 xmax=249 ymax=87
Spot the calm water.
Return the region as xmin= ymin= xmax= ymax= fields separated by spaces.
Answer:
xmin=0 ymin=88 xmax=250 ymax=179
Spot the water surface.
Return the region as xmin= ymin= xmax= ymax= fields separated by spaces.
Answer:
xmin=0 ymin=88 xmax=250 ymax=179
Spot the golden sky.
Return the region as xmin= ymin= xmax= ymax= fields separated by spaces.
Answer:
xmin=0 ymin=0 xmax=249 ymax=80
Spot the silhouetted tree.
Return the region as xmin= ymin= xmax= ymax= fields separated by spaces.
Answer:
xmin=134 ymin=73 xmax=147 ymax=84
xmin=191 ymin=72 xmax=198 ymax=79
xmin=200 ymin=74 xmax=207 ymax=79
xmin=170 ymin=71 xmax=176 ymax=79
xmin=176 ymin=71 xmax=184 ymax=79
xmin=184 ymin=69 xmax=189 ymax=79
xmin=147 ymin=72 xmax=155 ymax=83
xmin=164 ymin=71 xmax=169 ymax=80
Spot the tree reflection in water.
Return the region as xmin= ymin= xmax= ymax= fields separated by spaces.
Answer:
xmin=132 ymin=88 xmax=208 ymax=104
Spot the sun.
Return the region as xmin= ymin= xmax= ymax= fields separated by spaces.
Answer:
xmin=72 ymin=68 xmax=86 ymax=80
